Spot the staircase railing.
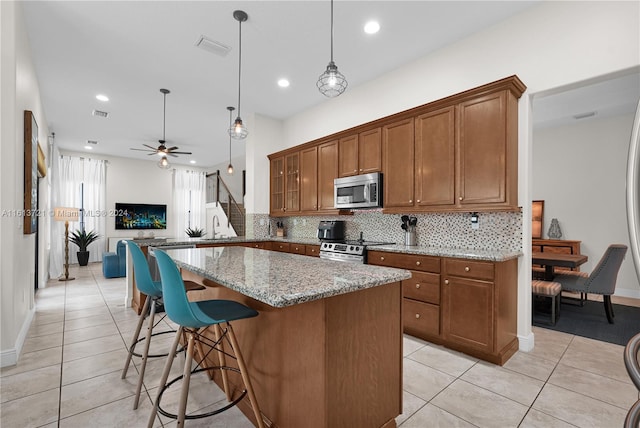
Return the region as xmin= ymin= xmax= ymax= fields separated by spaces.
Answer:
xmin=206 ymin=171 xmax=245 ymax=236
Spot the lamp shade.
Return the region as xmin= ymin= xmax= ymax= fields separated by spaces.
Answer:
xmin=54 ymin=207 xmax=79 ymax=222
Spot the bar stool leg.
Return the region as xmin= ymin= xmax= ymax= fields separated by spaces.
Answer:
xmin=177 ymin=331 xmax=196 ymax=427
xmin=226 ymin=323 xmax=265 ymax=428
xmin=133 ymin=297 xmax=157 ymax=409
xmin=213 ymin=324 xmax=232 ymax=402
xmin=148 ymin=326 xmax=183 ymax=428
xmin=122 ymin=296 xmax=150 ymax=379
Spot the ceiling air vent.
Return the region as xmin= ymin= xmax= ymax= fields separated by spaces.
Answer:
xmin=195 ymin=35 xmax=231 ymax=57
xmin=573 ymin=111 xmax=597 ymax=120
xmin=86 ymin=140 xmax=98 ymax=145
xmin=92 ymin=109 xmax=109 ymax=118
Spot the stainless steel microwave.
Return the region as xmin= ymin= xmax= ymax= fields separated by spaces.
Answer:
xmin=334 ymin=172 xmax=382 ymax=209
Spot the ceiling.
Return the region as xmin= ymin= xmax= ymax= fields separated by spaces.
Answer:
xmin=21 ymin=1 xmax=639 ymax=169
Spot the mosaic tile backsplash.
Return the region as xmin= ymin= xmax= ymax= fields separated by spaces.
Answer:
xmin=247 ymin=210 xmax=522 ymax=252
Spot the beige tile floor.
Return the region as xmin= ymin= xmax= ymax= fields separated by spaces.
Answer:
xmin=1 ymin=263 xmax=638 ymax=427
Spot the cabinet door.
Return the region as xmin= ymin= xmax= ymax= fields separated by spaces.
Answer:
xmin=338 ymin=134 xmax=359 ymax=177
xmin=318 ymin=140 xmax=338 ymax=210
xmin=270 ymin=156 xmax=285 ymax=215
xmin=442 ymin=276 xmax=494 ymax=353
xmin=457 ymin=91 xmax=507 ymax=206
xmin=415 ymin=107 xmax=455 ymax=207
xmin=285 ymin=152 xmax=300 ymax=213
xmin=383 ymin=118 xmax=415 ymax=208
xmin=358 ymin=128 xmax=382 ymax=174
xmin=300 ymin=146 xmax=318 ymax=212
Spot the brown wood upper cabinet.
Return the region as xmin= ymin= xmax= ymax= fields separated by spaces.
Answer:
xmin=383 ymin=118 xmax=415 ymax=208
xmin=270 ymin=152 xmax=300 ymax=216
xmin=338 ymin=128 xmax=382 ymax=177
xmin=317 ymin=140 xmax=338 ymax=211
xmin=300 ymin=146 xmax=318 ymax=212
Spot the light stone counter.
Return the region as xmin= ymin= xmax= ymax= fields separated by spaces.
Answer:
xmin=368 ymin=244 xmax=522 ymax=262
xmin=161 ymin=246 xmax=411 ymax=308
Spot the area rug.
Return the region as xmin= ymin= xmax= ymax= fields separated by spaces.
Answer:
xmin=533 ymin=298 xmax=640 ymax=346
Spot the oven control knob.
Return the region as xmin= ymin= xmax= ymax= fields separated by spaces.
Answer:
xmin=354 ymin=246 xmax=359 ymax=252
xmin=349 ymin=246 xmax=354 ymax=251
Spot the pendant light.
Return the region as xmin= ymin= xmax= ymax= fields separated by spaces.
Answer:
xmin=227 ymin=106 xmax=235 ymax=174
xmin=158 ymin=155 xmax=170 ymax=169
xmin=229 ymin=10 xmax=248 ymax=140
xmin=317 ymin=0 xmax=347 ymax=97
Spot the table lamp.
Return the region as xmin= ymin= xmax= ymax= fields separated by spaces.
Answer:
xmin=54 ymin=207 xmax=79 ymax=281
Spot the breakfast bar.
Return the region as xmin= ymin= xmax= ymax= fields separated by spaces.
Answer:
xmin=161 ymin=246 xmax=412 ymax=428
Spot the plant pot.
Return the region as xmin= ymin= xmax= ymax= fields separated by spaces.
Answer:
xmin=77 ymin=251 xmax=90 ymax=266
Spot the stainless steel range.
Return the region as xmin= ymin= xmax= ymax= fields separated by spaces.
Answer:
xmin=319 ymin=239 xmax=393 ymax=264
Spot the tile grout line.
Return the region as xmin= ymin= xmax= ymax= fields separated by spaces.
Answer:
xmin=56 ymin=276 xmax=69 ymax=428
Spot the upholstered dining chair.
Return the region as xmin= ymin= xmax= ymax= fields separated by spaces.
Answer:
xmin=553 ymin=244 xmax=627 ymax=324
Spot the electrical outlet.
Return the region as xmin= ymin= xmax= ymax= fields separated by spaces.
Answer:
xmin=471 ymin=213 xmax=479 ymax=230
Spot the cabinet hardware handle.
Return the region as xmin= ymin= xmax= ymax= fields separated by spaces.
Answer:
xmin=459 ymin=196 xmax=463 ymax=201
xmin=465 ymin=266 xmax=470 ymax=272
xmin=359 ymin=168 xmax=363 ymax=172
xmin=415 ymin=284 xmax=420 ymax=289
xmin=380 ymin=256 xmax=385 ymax=261
xmin=415 ymin=314 xmax=420 ymax=319
xmin=444 ymin=279 xmax=449 ymax=284
xmin=409 ymin=199 xmax=413 ymax=203
xmin=416 ymin=261 xmax=421 ymax=266
xmin=417 ymin=199 xmax=421 ymax=203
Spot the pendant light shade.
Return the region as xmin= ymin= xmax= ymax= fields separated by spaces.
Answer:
xmin=227 ymin=106 xmax=235 ymax=175
xmin=229 ymin=10 xmax=248 ymax=140
xmin=317 ymin=0 xmax=347 ymax=97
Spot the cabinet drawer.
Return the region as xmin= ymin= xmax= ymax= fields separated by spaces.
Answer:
xmin=272 ymin=242 xmax=290 ymax=252
xmin=368 ymin=251 xmax=440 ymax=273
xmin=403 ymin=298 xmax=440 ymax=338
xmin=290 ymin=244 xmax=306 ymax=254
xmin=444 ymin=258 xmax=494 ymax=280
xmin=403 ymin=271 xmax=440 ymax=304
xmin=306 ymin=245 xmax=320 ymax=257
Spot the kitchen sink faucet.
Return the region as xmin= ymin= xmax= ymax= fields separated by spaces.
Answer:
xmin=211 ymin=215 xmax=220 ymax=238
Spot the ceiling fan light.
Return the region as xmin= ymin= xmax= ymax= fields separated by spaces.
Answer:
xmin=158 ymin=156 xmax=170 ymax=169
xmin=228 ymin=117 xmax=248 ymax=140
xmin=228 ymin=163 xmax=234 ymax=175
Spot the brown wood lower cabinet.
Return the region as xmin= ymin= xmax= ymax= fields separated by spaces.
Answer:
xmin=369 ymin=250 xmax=518 ymax=365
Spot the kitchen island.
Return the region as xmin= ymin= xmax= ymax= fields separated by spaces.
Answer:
xmin=160 ymin=246 xmax=412 ymax=428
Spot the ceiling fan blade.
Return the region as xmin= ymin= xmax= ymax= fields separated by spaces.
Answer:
xmin=166 ymin=146 xmax=179 ymax=151
xmin=170 ymin=151 xmax=193 ymax=155
xmin=167 ymin=152 xmax=178 ymax=157
xmin=130 ymin=148 xmax=155 ymax=152
xmin=143 ymin=144 xmax=158 ymax=151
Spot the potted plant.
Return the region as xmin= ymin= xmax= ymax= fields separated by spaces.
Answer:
xmin=185 ymin=227 xmax=206 ymax=238
xmin=69 ymin=229 xmax=100 ymax=266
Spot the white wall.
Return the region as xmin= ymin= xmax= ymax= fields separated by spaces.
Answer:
xmin=533 ymin=114 xmax=639 ymax=298
xmin=208 ymin=154 xmax=245 ymax=203
xmin=1 ymin=1 xmax=52 ymax=366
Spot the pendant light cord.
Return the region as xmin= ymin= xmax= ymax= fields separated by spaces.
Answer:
xmin=330 ymin=0 xmax=334 ymax=63
xmin=237 ymin=18 xmax=242 ymax=117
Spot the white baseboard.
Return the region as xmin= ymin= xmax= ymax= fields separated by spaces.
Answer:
xmin=518 ymin=331 xmax=535 ymax=352
xmin=614 ymin=288 xmax=640 ymax=299
xmin=0 ymin=306 xmax=36 ymax=368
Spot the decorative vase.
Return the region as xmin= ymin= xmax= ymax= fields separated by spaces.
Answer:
xmin=77 ymin=251 xmax=90 ymax=266
xmin=548 ymin=218 xmax=562 ymax=239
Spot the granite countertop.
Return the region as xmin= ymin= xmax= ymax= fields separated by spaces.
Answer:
xmin=160 ymin=246 xmax=411 ymax=308
xmin=139 ymin=236 xmax=521 ymax=262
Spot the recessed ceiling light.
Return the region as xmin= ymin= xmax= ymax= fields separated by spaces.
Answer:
xmin=190 ymin=160 xmax=196 ymax=164
xmin=84 ymin=145 xmax=93 ymax=150
xmin=96 ymin=94 xmax=109 ymax=102
xmin=364 ymin=21 xmax=380 ymax=34
xmin=278 ymin=78 xmax=290 ymax=88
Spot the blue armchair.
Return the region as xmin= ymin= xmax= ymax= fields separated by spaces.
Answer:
xmin=103 ymin=240 xmax=126 ymax=278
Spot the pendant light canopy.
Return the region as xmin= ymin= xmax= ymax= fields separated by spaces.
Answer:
xmin=227 ymin=106 xmax=235 ymax=175
xmin=317 ymin=0 xmax=347 ymax=97
xmin=229 ymin=10 xmax=248 ymax=140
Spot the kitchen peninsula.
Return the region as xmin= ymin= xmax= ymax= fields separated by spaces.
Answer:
xmin=161 ymin=246 xmax=411 ymax=428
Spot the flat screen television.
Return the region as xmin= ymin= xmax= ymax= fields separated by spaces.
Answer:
xmin=114 ymin=203 xmax=167 ymax=230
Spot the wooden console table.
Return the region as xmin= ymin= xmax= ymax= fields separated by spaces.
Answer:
xmin=532 ymin=239 xmax=582 ymax=271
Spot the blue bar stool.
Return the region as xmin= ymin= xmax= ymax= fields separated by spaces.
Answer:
xmin=121 ymin=241 xmax=204 ymax=410
xmin=147 ymin=249 xmax=264 ymax=428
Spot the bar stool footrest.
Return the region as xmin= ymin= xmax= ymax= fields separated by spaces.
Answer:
xmin=157 ymin=366 xmax=247 ymax=421
xmin=128 ymin=329 xmax=185 ymax=359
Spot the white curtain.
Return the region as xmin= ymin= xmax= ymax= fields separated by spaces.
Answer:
xmin=49 ymin=156 xmax=107 ymax=273
xmin=173 ymin=170 xmax=206 ymax=239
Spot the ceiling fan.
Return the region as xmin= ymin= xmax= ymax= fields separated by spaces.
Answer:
xmin=130 ymin=88 xmax=192 ymax=158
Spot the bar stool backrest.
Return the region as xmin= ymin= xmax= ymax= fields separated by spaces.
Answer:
xmin=154 ymin=249 xmax=201 ymax=327
xmin=127 ymin=241 xmax=163 ymax=298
